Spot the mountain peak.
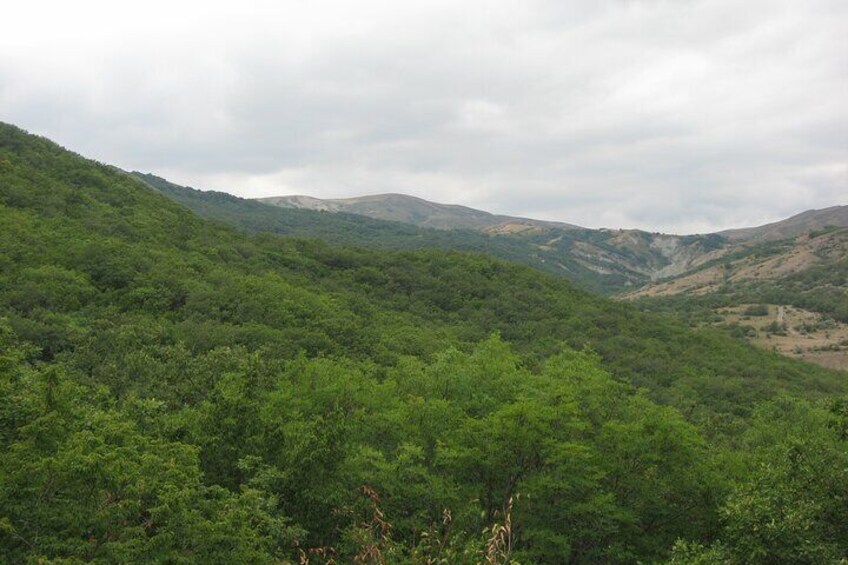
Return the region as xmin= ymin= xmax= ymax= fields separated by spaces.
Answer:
xmin=719 ymin=205 xmax=848 ymax=242
xmin=257 ymin=193 xmax=582 ymax=232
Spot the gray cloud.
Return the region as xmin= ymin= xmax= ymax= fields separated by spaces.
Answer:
xmin=2 ymin=0 xmax=845 ymax=233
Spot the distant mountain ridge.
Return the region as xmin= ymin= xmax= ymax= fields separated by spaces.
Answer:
xmin=258 ymin=193 xmax=581 ymax=232
xmin=257 ymin=192 xmax=847 ymax=289
xmin=142 ymin=181 xmax=848 ymax=296
xmin=135 ymin=174 xmax=655 ymax=293
xmin=719 ymin=206 xmax=848 ymax=242
xmin=260 ymin=193 xmax=847 ymax=241
xmin=142 ymin=176 xmax=727 ymax=293
xmin=628 ymin=226 xmax=848 ymax=300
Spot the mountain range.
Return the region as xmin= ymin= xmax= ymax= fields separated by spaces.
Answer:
xmin=718 ymin=205 xmax=848 ymax=242
xmin=258 ymin=193 xmax=848 ymax=291
xmin=169 ymin=184 xmax=847 ymax=298
xmin=260 ymin=192 xmax=848 ymax=242
xmin=258 ymin=193 xmax=580 ymax=232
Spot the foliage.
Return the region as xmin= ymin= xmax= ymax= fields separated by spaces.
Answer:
xmin=1 ymin=122 xmax=846 ymax=562
xmin=668 ymin=396 xmax=848 ymax=564
xmin=743 ymin=304 xmax=769 ymax=317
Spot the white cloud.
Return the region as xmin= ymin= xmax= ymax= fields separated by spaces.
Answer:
xmin=1 ymin=0 xmax=845 ymax=233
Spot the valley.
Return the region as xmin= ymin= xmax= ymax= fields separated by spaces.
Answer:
xmin=256 ymin=191 xmax=848 ymax=370
xmin=4 ymin=2 xmax=845 ymax=562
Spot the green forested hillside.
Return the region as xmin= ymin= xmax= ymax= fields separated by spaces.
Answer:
xmin=141 ymin=173 xmax=730 ymax=296
xmin=136 ymin=172 xmax=636 ymax=294
xmin=2 ymin=122 xmax=847 ymax=563
xmin=256 ymin=189 xmax=732 ymax=291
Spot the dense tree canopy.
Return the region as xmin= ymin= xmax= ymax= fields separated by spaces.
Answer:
xmin=1 ymin=122 xmax=846 ymax=563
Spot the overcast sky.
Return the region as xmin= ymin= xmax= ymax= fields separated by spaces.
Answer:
xmin=2 ymin=0 xmax=846 ymax=233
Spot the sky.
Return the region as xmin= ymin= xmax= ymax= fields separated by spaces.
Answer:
xmin=1 ymin=0 xmax=846 ymax=233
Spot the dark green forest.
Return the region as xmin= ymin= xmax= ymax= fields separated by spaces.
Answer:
xmin=2 ymin=122 xmax=847 ymax=563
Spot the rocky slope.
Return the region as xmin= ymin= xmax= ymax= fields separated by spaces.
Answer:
xmin=628 ymin=227 xmax=848 ymax=370
xmin=627 ymin=227 xmax=848 ymax=299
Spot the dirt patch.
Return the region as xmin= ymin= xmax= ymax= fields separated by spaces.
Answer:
xmin=719 ymin=304 xmax=848 ymax=371
xmin=484 ymin=222 xmax=544 ymax=235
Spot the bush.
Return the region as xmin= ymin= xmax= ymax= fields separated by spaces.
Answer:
xmin=743 ymin=304 xmax=769 ymax=316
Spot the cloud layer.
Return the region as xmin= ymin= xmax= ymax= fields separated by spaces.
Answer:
xmin=2 ymin=0 xmax=846 ymax=232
